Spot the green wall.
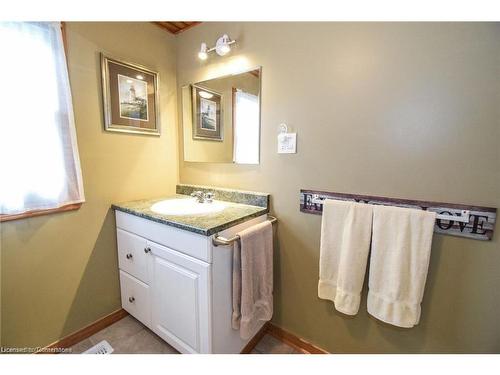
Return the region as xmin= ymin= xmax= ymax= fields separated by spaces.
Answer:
xmin=0 ymin=22 xmax=179 ymax=348
xmin=175 ymin=22 xmax=500 ymax=353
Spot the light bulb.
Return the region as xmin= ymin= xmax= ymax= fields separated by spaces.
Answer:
xmin=219 ymin=44 xmax=230 ymax=55
xmin=215 ymin=34 xmax=232 ymax=56
xmin=219 ymin=34 xmax=231 ymax=55
xmin=198 ymin=42 xmax=208 ymax=60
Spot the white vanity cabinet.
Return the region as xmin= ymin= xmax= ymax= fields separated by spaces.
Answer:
xmin=114 ymin=209 xmax=267 ymax=354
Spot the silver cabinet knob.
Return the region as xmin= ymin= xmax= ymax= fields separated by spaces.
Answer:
xmin=144 ymin=247 xmax=151 ymax=254
xmin=129 ymin=297 xmax=135 ymax=303
xmin=126 ymin=253 xmax=133 ymax=259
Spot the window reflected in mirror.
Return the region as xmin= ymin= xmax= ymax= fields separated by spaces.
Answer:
xmin=233 ymin=88 xmax=259 ymax=164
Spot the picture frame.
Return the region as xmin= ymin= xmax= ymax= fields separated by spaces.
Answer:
xmin=101 ymin=53 xmax=160 ymax=136
xmin=192 ymin=85 xmax=223 ymax=141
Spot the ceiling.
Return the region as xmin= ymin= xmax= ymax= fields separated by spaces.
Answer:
xmin=153 ymin=22 xmax=201 ymax=35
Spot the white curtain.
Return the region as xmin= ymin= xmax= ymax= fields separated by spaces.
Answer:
xmin=233 ymin=90 xmax=260 ymax=164
xmin=0 ymin=22 xmax=85 ymax=215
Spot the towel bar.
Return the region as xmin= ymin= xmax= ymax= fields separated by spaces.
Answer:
xmin=212 ymin=215 xmax=277 ymax=247
xmin=301 ymin=189 xmax=497 ymax=241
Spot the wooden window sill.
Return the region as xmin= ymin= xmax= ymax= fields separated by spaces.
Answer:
xmin=0 ymin=203 xmax=83 ymax=222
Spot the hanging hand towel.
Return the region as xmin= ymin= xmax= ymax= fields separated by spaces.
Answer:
xmin=232 ymin=220 xmax=273 ymax=339
xmin=318 ymin=199 xmax=373 ymax=315
xmin=368 ymin=205 xmax=436 ymax=328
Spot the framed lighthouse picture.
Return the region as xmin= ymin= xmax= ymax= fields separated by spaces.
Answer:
xmin=101 ymin=54 xmax=160 ymax=135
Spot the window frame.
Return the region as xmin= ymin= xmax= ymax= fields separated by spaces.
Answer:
xmin=0 ymin=22 xmax=83 ymax=222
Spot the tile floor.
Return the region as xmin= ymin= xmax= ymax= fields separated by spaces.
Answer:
xmin=68 ymin=315 xmax=302 ymax=354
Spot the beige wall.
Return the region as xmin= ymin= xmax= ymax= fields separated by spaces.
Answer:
xmin=176 ymin=22 xmax=500 ymax=353
xmin=0 ymin=22 xmax=179 ymax=348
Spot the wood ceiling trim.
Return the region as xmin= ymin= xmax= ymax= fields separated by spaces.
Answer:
xmin=153 ymin=22 xmax=201 ymax=35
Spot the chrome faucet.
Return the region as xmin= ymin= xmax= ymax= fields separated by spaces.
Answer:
xmin=191 ymin=191 xmax=214 ymax=203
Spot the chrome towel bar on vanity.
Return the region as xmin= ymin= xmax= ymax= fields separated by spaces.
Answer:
xmin=212 ymin=215 xmax=277 ymax=247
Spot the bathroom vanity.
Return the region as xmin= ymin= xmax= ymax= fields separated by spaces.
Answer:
xmin=112 ymin=185 xmax=271 ymax=354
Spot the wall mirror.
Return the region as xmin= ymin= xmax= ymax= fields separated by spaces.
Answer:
xmin=181 ymin=67 xmax=261 ymax=164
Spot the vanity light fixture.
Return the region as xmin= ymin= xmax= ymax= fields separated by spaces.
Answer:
xmin=197 ymin=34 xmax=236 ymax=60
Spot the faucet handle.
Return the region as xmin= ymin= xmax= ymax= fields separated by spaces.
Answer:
xmin=205 ymin=192 xmax=214 ymax=203
xmin=191 ymin=191 xmax=204 ymax=203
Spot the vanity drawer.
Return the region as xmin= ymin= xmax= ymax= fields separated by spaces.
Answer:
xmin=116 ymin=211 xmax=211 ymax=263
xmin=117 ymin=228 xmax=150 ymax=284
xmin=119 ymin=270 xmax=151 ymax=328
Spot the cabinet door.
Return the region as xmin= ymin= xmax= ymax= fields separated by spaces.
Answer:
xmin=149 ymin=241 xmax=211 ymax=354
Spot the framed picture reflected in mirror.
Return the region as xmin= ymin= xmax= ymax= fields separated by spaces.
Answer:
xmin=192 ymin=85 xmax=223 ymax=141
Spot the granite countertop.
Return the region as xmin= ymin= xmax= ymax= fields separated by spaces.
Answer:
xmin=112 ymin=194 xmax=269 ymax=236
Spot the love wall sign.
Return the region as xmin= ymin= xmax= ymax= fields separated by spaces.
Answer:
xmin=300 ymin=189 xmax=497 ymax=241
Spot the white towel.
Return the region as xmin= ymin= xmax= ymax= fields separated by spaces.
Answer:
xmin=368 ymin=205 xmax=436 ymax=328
xmin=318 ymin=200 xmax=373 ymax=315
xmin=232 ymin=221 xmax=273 ymax=339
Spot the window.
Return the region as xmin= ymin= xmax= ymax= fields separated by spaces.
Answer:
xmin=233 ymin=89 xmax=260 ymax=164
xmin=0 ymin=22 xmax=84 ymax=220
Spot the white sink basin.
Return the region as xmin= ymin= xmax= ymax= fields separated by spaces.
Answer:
xmin=150 ymin=198 xmax=227 ymax=216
